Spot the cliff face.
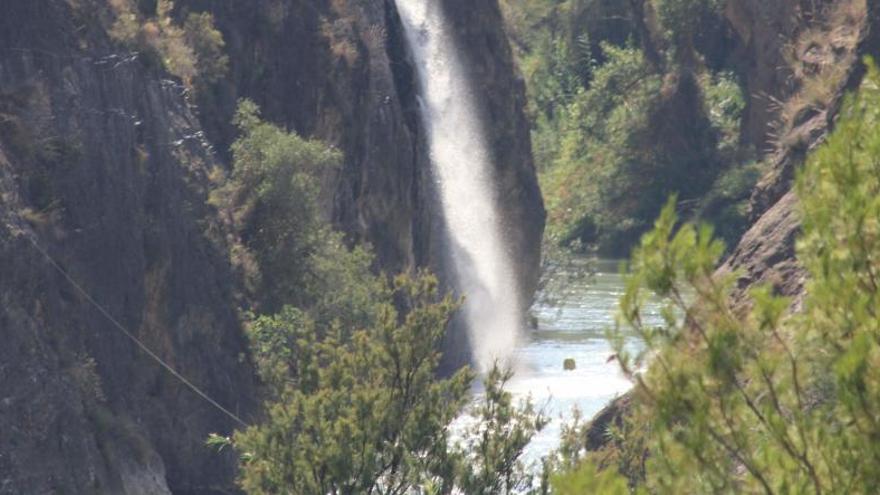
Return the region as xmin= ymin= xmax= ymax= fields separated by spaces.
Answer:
xmin=719 ymin=0 xmax=877 ymax=309
xmin=188 ymin=0 xmax=544 ymax=289
xmin=0 ymin=0 xmax=543 ymax=493
xmin=0 ymin=2 xmax=257 ymax=493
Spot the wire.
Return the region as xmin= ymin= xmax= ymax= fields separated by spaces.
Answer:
xmin=23 ymin=234 xmax=250 ymax=429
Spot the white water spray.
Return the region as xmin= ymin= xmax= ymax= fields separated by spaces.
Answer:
xmin=396 ymin=0 xmax=522 ymax=372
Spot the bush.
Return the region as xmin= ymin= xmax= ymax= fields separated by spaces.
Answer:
xmin=184 ymin=11 xmax=229 ymax=84
xmin=211 ymin=100 xmax=343 ymax=312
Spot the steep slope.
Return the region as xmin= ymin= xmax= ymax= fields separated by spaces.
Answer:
xmin=719 ymin=0 xmax=878 ymax=308
xmin=187 ymin=0 xmax=544 ymax=295
xmin=0 ymin=2 xmax=256 ymax=491
xmin=0 ymin=0 xmax=543 ymax=493
xmin=193 ymin=0 xmax=544 ymax=364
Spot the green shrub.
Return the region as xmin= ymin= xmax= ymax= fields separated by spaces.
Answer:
xmin=211 ymin=100 xmax=342 ymax=312
xmin=452 ymin=365 xmax=549 ymax=494
xmin=184 ymin=11 xmax=229 ymax=84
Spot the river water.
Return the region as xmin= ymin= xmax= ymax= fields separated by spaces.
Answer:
xmin=504 ymin=258 xmax=662 ymax=464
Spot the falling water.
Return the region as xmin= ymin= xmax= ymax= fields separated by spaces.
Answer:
xmin=396 ymin=0 xmax=522 ymax=372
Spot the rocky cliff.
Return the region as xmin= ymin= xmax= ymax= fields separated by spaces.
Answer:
xmin=719 ymin=0 xmax=877 ymax=309
xmin=0 ymin=1 xmax=543 ymax=493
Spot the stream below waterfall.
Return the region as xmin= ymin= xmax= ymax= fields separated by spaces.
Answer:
xmin=461 ymin=258 xmax=664 ymax=466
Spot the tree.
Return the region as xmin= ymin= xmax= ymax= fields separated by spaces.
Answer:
xmin=231 ymin=273 xmax=473 ymax=495
xmin=211 ymin=100 xmax=344 ymax=312
xmin=552 ymin=59 xmax=880 ymax=493
xmin=451 ymin=366 xmax=549 ymax=494
xmin=220 ymin=273 xmax=549 ymax=495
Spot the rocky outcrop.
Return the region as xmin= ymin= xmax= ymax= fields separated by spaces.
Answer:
xmin=187 ymin=0 xmax=544 ymax=293
xmin=0 ymin=0 xmax=543 ymax=492
xmin=720 ymin=0 xmax=878 ymax=307
xmin=724 ymin=0 xmax=803 ymax=150
xmin=195 ymin=0 xmax=543 ymax=365
xmin=716 ymin=191 xmax=805 ymax=309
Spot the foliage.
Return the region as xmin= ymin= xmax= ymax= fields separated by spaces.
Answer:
xmin=551 ymin=461 xmax=638 ymax=495
xmin=701 ymin=71 xmax=746 ymax=156
xmin=222 ymin=272 xmax=548 ymax=495
xmin=232 ymin=273 xmax=473 ymax=494
xmin=183 ymin=11 xmax=230 ymax=85
xmin=451 ymin=366 xmax=549 ymax=494
xmin=503 ymin=0 xmax=752 ymax=256
xmin=211 ymin=100 xmax=347 ymax=312
xmin=540 ymin=42 xmax=729 ymax=254
xmin=693 ymin=160 xmax=763 ymax=247
xmin=553 ymin=61 xmax=880 ymax=493
xmin=109 ymin=0 xmax=227 ymax=87
xmin=652 ymin=0 xmax=723 ymax=58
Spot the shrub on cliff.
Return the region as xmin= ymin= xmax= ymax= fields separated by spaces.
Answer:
xmin=109 ymin=0 xmax=227 ymax=87
xmin=553 ymin=59 xmax=880 ymax=493
xmin=210 ymin=100 xmax=384 ymax=322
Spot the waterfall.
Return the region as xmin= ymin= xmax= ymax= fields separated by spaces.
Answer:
xmin=396 ymin=0 xmax=522 ymax=372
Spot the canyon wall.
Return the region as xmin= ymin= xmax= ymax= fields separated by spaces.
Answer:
xmin=0 ymin=0 xmax=543 ymax=493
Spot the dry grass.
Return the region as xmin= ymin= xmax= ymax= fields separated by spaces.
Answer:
xmin=769 ymin=0 xmax=867 ymax=152
xmin=322 ymin=18 xmax=360 ymax=67
xmin=108 ymin=0 xmax=227 ymax=88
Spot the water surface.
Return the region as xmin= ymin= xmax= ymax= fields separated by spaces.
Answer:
xmin=505 ymin=258 xmax=662 ymax=463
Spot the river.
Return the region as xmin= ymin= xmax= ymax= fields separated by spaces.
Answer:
xmin=505 ymin=257 xmax=662 ymax=464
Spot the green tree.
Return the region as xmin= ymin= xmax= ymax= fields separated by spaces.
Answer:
xmin=451 ymin=366 xmax=549 ymax=494
xmin=211 ymin=100 xmax=344 ymax=312
xmin=221 ymin=273 xmax=548 ymax=495
xmin=233 ymin=273 xmax=473 ymax=494
xmin=552 ymin=59 xmax=880 ymax=493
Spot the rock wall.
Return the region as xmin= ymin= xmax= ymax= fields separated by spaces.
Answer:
xmin=0 ymin=0 xmax=543 ymax=493
xmin=719 ymin=0 xmax=878 ymax=309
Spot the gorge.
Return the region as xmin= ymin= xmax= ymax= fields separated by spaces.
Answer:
xmin=1 ymin=0 xmax=878 ymax=492
xmin=0 ymin=0 xmax=543 ymax=492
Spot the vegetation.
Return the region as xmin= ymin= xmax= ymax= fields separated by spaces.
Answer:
xmin=109 ymin=0 xmax=228 ymax=88
xmin=231 ymin=274 xmax=471 ymax=494
xmin=500 ymin=0 xmax=756 ymax=255
xmin=552 ymin=61 xmax=880 ymax=493
xmin=452 ymin=366 xmax=549 ymax=494
xmin=208 ymin=102 xmax=547 ymax=494
xmin=209 ymin=100 xmax=379 ymax=316
xmin=217 ymin=276 xmax=549 ymax=494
